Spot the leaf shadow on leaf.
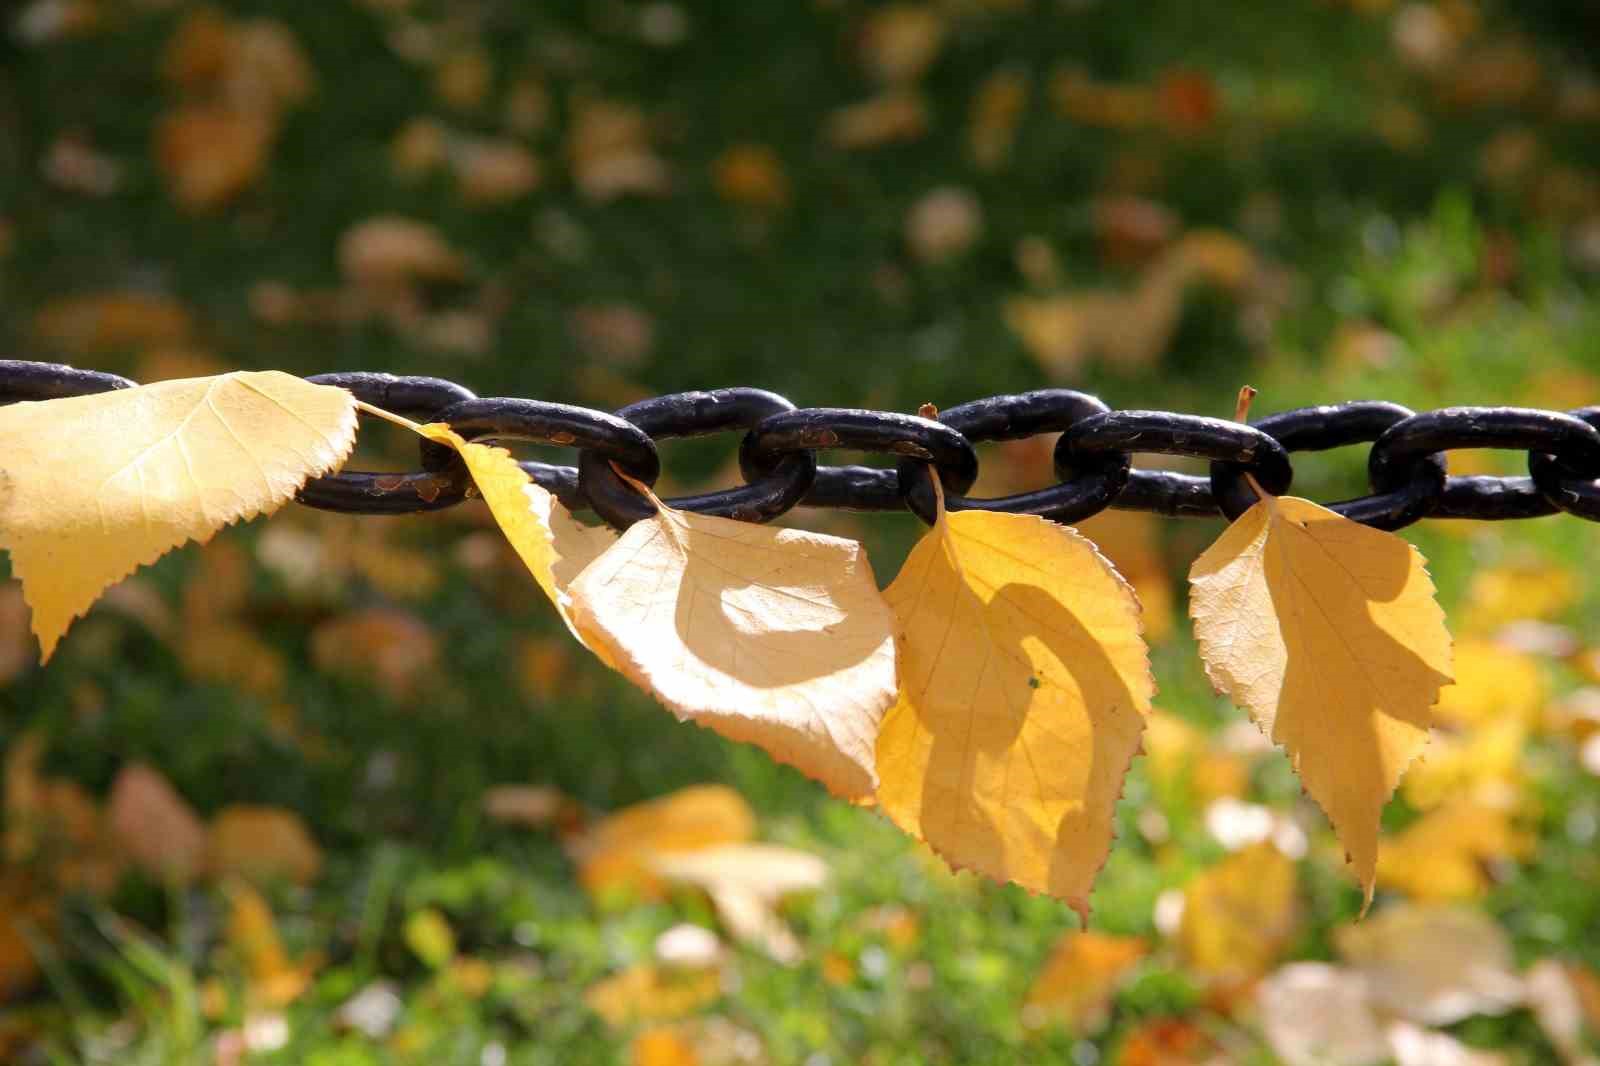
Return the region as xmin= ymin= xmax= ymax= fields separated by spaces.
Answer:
xmin=914 ymin=577 xmax=1143 ymax=898
xmin=669 ymin=545 xmax=884 ymax=690
xmin=1263 ymin=512 xmax=1451 ymax=873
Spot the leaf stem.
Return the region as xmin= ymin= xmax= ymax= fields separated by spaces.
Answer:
xmin=353 ymin=400 xmax=425 ymax=434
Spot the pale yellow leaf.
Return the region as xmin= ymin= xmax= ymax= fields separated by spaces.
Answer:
xmin=0 ymin=372 xmax=357 ymax=660
xmin=411 ymin=423 xmax=616 ymax=654
xmin=874 ymin=490 xmax=1153 ymax=915
xmin=1188 ymin=493 xmax=1453 ymax=904
xmin=649 ymin=844 xmax=828 ymax=964
xmin=568 ymin=487 xmax=897 ymax=800
xmin=1335 ymin=905 xmax=1522 ymax=1025
xmin=1257 ymin=963 xmax=1390 ymax=1066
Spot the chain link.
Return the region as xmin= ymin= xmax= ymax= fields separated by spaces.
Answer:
xmin=4 ymin=359 xmax=1598 ymax=531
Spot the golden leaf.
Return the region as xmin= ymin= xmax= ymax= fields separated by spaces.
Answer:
xmin=711 ymin=144 xmax=790 ymax=210
xmin=224 ymin=881 xmax=318 ymax=1008
xmin=568 ymin=481 xmax=897 ymax=800
xmin=0 ymin=877 xmax=53 ymax=1004
xmin=208 ymin=805 xmax=323 ymax=885
xmin=631 ymin=1027 xmax=701 ymax=1066
xmin=1401 ymin=717 xmax=1526 ymax=811
xmin=572 ymin=785 xmax=756 ymax=901
xmin=1188 ymin=492 xmax=1453 ymax=904
xmin=1177 ymin=843 xmax=1299 ymax=987
xmin=1376 ymin=800 xmax=1532 ymax=901
xmin=874 ymin=484 xmax=1152 ymax=915
xmin=403 ymin=422 xmax=618 ymax=654
xmin=585 ymin=964 xmax=722 ymax=1028
xmin=107 ymin=763 xmax=206 ymax=885
xmin=0 ymin=372 xmax=357 ymax=660
xmin=1432 ymin=639 xmax=1542 ymax=730
xmin=1023 ymin=931 xmax=1147 ymax=1033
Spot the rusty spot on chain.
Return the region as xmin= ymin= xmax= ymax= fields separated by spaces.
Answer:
xmin=801 ymin=428 xmax=840 ymax=447
xmin=550 ymin=431 xmax=576 ymax=445
xmin=374 ymin=474 xmax=406 ymax=492
xmin=417 ymin=479 xmax=442 ymax=503
xmin=891 ymin=441 xmax=932 ymax=458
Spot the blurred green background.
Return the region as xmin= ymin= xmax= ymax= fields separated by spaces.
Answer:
xmin=3 ymin=1 xmax=1600 ymax=1063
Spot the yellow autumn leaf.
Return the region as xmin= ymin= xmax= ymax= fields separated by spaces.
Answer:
xmin=224 ymin=881 xmax=319 ymax=1008
xmin=0 ymin=372 xmax=357 ymax=660
xmin=365 ymin=418 xmax=617 ymax=656
xmin=1023 ymin=931 xmax=1147 ymax=1033
xmin=1376 ymin=800 xmax=1532 ymax=902
xmin=567 ymin=480 xmax=897 ymax=800
xmin=208 ymin=805 xmax=323 ymax=885
xmin=1433 ymin=638 xmax=1543 ymax=730
xmin=571 ymin=785 xmax=756 ymax=901
xmin=585 ymin=964 xmax=722 ymax=1028
xmin=1401 ymin=717 xmax=1527 ymax=811
xmin=1177 ymin=843 xmax=1299 ymax=987
xmin=1188 ymin=492 xmax=1453 ymax=904
xmin=874 ymin=482 xmax=1153 ymax=916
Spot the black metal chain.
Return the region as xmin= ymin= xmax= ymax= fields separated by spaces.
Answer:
xmin=5 ymin=359 xmax=1600 ymax=533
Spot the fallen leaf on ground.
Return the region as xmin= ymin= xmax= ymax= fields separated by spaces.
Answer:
xmin=0 ymin=372 xmax=357 ymax=660
xmin=969 ymin=68 xmax=1028 ymax=170
xmin=1189 ymin=479 xmax=1452 ymax=905
xmin=107 ymin=763 xmax=206 ymax=884
xmin=155 ymin=104 xmax=276 ymax=211
xmin=309 ymin=607 xmax=438 ymax=700
xmin=1117 ymin=1018 xmax=1223 ymax=1065
xmin=1178 ymin=843 xmax=1299 ymax=988
xmin=825 ymin=93 xmax=929 ymax=149
xmin=859 ymin=5 xmax=945 ymax=84
xmin=586 ymin=964 xmax=722 ymax=1028
xmin=1023 ymin=931 xmax=1147 ymax=1033
xmin=0 ymin=877 xmax=54 ymax=1003
xmin=5 ymin=732 xmax=121 ymax=894
xmin=208 ymin=805 xmax=323 ymax=885
xmin=482 ymin=785 xmax=572 ymax=829
xmin=650 ymin=844 xmax=827 ymax=964
xmin=1257 ymin=962 xmax=1389 ymax=1066
xmin=1335 ymin=905 xmax=1523 ymax=1025
xmin=1385 ymin=1020 xmax=1510 ymax=1066
xmin=1431 ymin=639 xmax=1542 ymax=730
xmin=1400 ymin=717 xmax=1526 ymax=811
xmin=568 ymin=477 xmax=896 ymax=800
xmin=31 ymin=292 xmax=194 ymax=354
xmin=874 ymin=478 xmax=1152 ymax=916
xmin=712 ymin=144 xmax=790 ymax=210
xmin=225 ymin=881 xmax=319 ymax=1007
xmin=572 ymin=786 xmax=756 ymax=900
xmin=1377 ymin=800 xmax=1532 ymax=902
xmin=1140 ymin=710 xmax=1250 ymax=807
